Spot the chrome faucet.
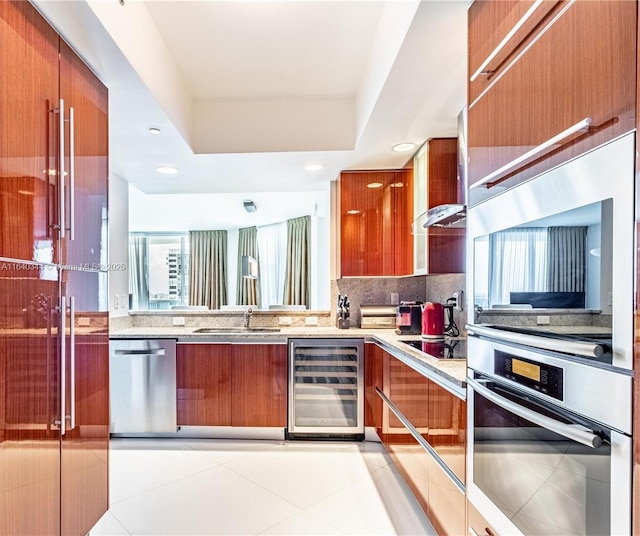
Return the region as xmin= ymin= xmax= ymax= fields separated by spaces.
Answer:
xmin=243 ymin=307 xmax=253 ymax=328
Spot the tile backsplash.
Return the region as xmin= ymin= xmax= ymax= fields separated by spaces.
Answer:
xmin=333 ymin=273 xmax=467 ymax=331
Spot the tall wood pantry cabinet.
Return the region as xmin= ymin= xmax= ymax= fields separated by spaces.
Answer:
xmin=0 ymin=2 xmax=109 ymax=535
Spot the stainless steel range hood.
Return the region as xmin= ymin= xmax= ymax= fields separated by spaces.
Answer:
xmin=419 ymin=107 xmax=468 ymax=229
xmin=421 ymin=203 xmax=466 ymax=228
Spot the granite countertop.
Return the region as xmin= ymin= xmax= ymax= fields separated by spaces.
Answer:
xmin=110 ymin=326 xmax=468 ymax=397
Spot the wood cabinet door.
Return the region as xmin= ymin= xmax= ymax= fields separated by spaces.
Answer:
xmin=364 ymin=343 xmax=383 ymax=429
xmin=58 ymin=39 xmax=108 ymax=269
xmin=0 ymin=270 xmax=60 ymax=536
xmin=393 ymin=168 xmax=414 ymax=276
xmin=387 ymin=355 xmax=430 ymax=432
xmin=0 ymin=0 xmax=60 ymax=264
xmin=428 ymin=381 xmax=466 ymax=484
xmin=427 ymin=454 xmax=466 ymax=536
xmin=467 ymin=0 xmax=636 ymax=205
xmin=176 ymin=344 xmax=232 ymax=426
xmin=425 ymin=138 xmax=464 ymax=274
xmin=468 ymin=1 xmax=562 ymax=104
xmin=231 ymin=344 xmax=287 ymax=427
xmin=60 ymin=269 xmax=109 ymax=536
xmin=340 ymin=170 xmax=412 ymax=276
xmin=381 ymin=406 xmax=429 ymax=513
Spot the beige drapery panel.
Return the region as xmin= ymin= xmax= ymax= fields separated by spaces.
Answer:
xmin=189 ymin=230 xmax=228 ymax=309
xmin=236 ymin=226 xmax=260 ymax=306
xmin=284 ymin=216 xmax=310 ymax=306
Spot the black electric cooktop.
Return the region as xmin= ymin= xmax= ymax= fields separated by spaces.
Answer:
xmin=399 ymin=338 xmax=466 ymax=360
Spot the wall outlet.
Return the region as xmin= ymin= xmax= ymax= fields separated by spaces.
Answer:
xmin=537 ymin=315 xmax=550 ymax=325
xmin=305 ymin=316 xmax=318 ymax=326
xmin=452 ymin=290 xmax=464 ymax=311
xmin=279 ymin=316 xmax=292 ymax=326
xmin=172 ymin=316 xmax=186 ymax=326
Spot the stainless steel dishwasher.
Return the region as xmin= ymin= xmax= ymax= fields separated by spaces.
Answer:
xmin=288 ymin=338 xmax=364 ymax=439
xmin=110 ymin=339 xmax=177 ymax=435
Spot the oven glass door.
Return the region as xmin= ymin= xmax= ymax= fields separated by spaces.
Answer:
xmin=471 ymin=374 xmax=613 ymax=536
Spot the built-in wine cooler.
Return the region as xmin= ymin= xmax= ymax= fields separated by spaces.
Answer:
xmin=288 ymin=338 xmax=364 ymax=439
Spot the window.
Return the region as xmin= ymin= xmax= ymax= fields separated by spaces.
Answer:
xmin=130 ymin=233 xmax=189 ymax=310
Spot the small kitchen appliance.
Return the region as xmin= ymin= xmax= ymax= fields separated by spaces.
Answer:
xmin=360 ymin=305 xmax=396 ymax=329
xmin=421 ymin=302 xmax=444 ymax=339
xmin=395 ymin=302 xmax=422 ymax=334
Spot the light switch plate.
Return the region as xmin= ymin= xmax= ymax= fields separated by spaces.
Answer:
xmin=172 ymin=316 xmax=186 ymax=326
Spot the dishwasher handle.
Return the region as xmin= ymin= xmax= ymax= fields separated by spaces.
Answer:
xmin=114 ymin=349 xmax=166 ymax=356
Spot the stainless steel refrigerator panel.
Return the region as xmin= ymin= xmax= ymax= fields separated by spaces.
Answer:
xmin=110 ymin=339 xmax=177 ymax=434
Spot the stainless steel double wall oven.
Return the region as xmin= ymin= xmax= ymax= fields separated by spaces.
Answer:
xmin=465 ymin=133 xmax=635 ymax=535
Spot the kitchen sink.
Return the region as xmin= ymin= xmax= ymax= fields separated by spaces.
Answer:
xmin=192 ymin=327 xmax=281 ymax=333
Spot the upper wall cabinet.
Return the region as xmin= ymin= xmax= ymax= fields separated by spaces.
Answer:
xmin=413 ymin=138 xmax=465 ymax=274
xmin=467 ymin=0 xmax=636 ymax=206
xmin=340 ymin=169 xmax=413 ymax=277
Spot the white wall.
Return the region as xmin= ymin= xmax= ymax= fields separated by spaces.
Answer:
xmin=108 ymin=172 xmax=130 ymax=317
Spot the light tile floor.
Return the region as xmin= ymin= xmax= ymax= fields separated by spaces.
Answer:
xmin=89 ymin=438 xmax=437 ymax=536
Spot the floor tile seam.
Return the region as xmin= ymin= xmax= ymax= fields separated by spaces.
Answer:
xmin=90 ymin=511 xmax=133 ymax=536
xmin=255 ymin=508 xmax=347 ymax=536
xmin=107 ymin=462 xmax=224 ymax=506
xmin=219 ymin=461 xmax=311 ymax=512
xmin=220 ymin=451 xmax=383 ymax=509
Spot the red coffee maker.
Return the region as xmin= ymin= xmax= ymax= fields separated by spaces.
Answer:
xmin=421 ymin=302 xmax=444 ymax=339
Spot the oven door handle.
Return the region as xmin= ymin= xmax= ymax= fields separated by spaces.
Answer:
xmin=468 ymin=377 xmax=603 ymax=448
xmin=467 ymin=324 xmax=604 ymax=358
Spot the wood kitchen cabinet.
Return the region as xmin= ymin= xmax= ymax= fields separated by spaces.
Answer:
xmin=1 ymin=2 xmax=109 ymax=534
xmin=0 ymin=0 xmax=59 ymax=264
xmin=177 ymin=342 xmax=287 ymax=428
xmin=467 ymin=0 xmax=636 ymax=206
xmin=231 ymin=343 xmax=287 ymax=427
xmin=58 ymin=39 xmax=109 ymax=268
xmin=340 ymin=169 xmax=413 ymax=276
xmin=176 ymin=343 xmax=232 ymax=426
xmin=364 ymin=343 xmax=383 ymax=429
xmin=414 ymin=138 xmax=465 ymax=274
xmin=379 ymin=349 xmax=466 ymax=536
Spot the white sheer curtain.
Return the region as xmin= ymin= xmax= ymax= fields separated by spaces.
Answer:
xmin=257 ymin=222 xmax=286 ymax=307
xmin=488 ymin=228 xmax=548 ymax=306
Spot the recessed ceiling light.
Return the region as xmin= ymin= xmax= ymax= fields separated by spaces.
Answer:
xmin=148 ymin=127 xmax=161 ymax=135
xmin=346 ymin=209 xmax=361 ymax=215
xmin=392 ymin=142 xmax=416 ymax=153
xmin=304 ymin=163 xmax=325 ymax=172
xmin=156 ymin=166 xmax=179 ymax=175
xmin=367 ymin=182 xmax=383 ymax=189
xmin=18 ymin=190 xmax=35 ymax=196
xmin=390 ymin=182 xmax=404 ymax=188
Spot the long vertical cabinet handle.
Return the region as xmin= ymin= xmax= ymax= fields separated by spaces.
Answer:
xmin=59 ymin=296 xmax=67 ymax=435
xmin=69 ymin=107 xmax=75 ymax=241
xmin=58 ymin=99 xmax=65 ymax=239
xmin=69 ymin=296 xmax=76 ymax=430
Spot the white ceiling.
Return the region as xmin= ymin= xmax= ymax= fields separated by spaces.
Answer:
xmin=32 ymin=0 xmax=469 ymax=229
